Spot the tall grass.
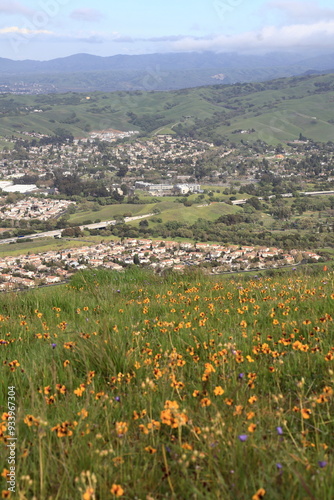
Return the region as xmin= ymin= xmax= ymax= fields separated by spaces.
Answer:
xmin=1 ymin=266 xmax=334 ymax=499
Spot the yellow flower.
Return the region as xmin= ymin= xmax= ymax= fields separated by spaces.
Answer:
xmin=214 ymin=386 xmax=225 ymax=396
xmin=200 ymin=398 xmax=211 ymax=407
xmin=77 ymin=409 xmax=88 ymax=419
xmin=74 ymin=385 xmax=86 ymax=397
xmin=110 ymin=484 xmax=124 ymax=497
xmin=82 ymin=487 xmax=94 ymax=500
xmin=248 ymin=423 xmax=257 ymax=433
xmin=115 ymin=422 xmax=128 ymax=435
xmin=252 ymin=488 xmax=266 ymax=500
xmin=145 ymin=446 xmax=157 ymax=454
xmin=301 ymin=408 xmax=312 ymax=419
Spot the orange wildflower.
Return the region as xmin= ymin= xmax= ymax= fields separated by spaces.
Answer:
xmin=110 ymin=484 xmax=124 ymax=497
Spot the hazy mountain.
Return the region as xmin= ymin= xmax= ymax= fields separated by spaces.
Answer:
xmin=1 ymin=51 xmax=334 ymax=93
xmin=0 ymin=51 xmax=321 ymax=74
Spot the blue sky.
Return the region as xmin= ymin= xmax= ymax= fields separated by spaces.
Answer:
xmin=1 ymin=0 xmax=334 ymax=60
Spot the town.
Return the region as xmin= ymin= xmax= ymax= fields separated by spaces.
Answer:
xmin=0 ymin=128 xmax=332 ymax=290
xmin=0 ymin=238 xmax=322 ymax=291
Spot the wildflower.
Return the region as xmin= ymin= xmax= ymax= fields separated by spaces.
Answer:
xmin=74 ymin=385 xmax=86 ymax=397
xmin=115 ymin=421 xmax=128 ymax=436
xmin=252 ymin=488 xmax=266 ymax=500
xmin=233 ymin=405 xmax=243 ymax=416
xmin=24 ymin=415 xmax=40 ymax=427
xmin=301 ymin=408 xmax=312 ymax=419
xmin=200 ymin=398 xmax=211 ymax=407
xmin=51 ymin=343 xmax=57 ymax=349
xmin=56 ymin=384 xmax=67 ymax=394
xmin=276 ymin=463 xmax=283 ymax=470
xmin=145 ymin=446 xmax=157 ymax=454
xmin=214 ymin=386 xmax=224 ymax=396
xmin=82 ymin=487 xmax=94 ymax=500
xmin=318 ymin=461 xmax=327 ymax=468
xmin=77 ymin=409 xmax=88 ymax=419
xmin=248 ymin=423 xmax=257 ymax=433
xmin=276 ymin=426 xmax=283 ymax=435
xmin=238 ymin=434 xmax=248 ymax=442
xmin=110 ymin=484 xmax=124 ymax=497
xmin=224 ymin=398 xmax=233 ymax=406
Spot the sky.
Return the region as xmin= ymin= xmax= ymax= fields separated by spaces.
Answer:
xmin=1 ymin=0 xmax=334 ymax=60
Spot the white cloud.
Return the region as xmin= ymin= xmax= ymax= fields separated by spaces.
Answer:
xmin=169 ymin=21 xmax=334 ymax=53
xmin=268 ymin=1 xmax=334 ymax=23
xmin=0 ymin=26 xmax=52 ymax=35
xmin=0 ymin=1 xmax=33 ymax=16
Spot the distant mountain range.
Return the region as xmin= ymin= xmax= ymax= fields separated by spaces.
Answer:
xmin=1 ymin=51 xmax=334 ymax=93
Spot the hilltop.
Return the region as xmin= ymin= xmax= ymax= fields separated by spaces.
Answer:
xmin=0 ymin=265 xmax=333 ymax=498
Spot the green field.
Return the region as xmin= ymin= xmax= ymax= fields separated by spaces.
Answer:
xmin=2 ymin=73 xmax=334 ymax=144
xmin=0 ymin=266 xmax=333 ymax=499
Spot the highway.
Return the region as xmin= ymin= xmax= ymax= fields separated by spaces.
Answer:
xmin=0 ymin=213 xmax=154 ymax=246
xmin=231 ymin=190 xmax=334 ymax=205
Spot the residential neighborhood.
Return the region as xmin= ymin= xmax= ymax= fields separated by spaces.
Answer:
xmin=0 ymin=239 xmax=321 ymax=291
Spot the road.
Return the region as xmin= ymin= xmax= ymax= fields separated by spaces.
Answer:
xmin=0 ymin=213 xmax=154 ymax=246
xmin=231 ymin=190 xmax=334 ymax=205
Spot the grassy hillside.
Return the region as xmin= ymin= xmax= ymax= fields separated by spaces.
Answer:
xmin=1 ymin=266 xmax=333 ymax=499
xmin=1 ymin=73 xmax=334 ymax=144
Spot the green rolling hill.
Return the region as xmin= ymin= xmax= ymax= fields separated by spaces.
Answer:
xmin=1 ymin=72 xmax=334 ymax=144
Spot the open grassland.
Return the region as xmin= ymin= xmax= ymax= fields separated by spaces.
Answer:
xmin=1 ymin=266 xmax=334 ymax=499
xmin=69 ymin=204 xmax=150 ymax=224
xmin=2 ymin=73 xmax=334 ymax=143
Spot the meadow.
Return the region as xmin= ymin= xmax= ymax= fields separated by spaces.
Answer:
xmin=1 ymin=265 xmax=334 ymax=499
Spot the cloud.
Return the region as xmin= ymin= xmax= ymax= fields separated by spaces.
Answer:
xmin=0 ymin=26 xmax=52 ymax=35
xmin=268 ymin=1 xmax=334 ymax=23
xmin=112 ymin=34 xmax=190 ymax=43
xmin=0 ymin=1 xmax=33 ymax=16
xmin=70 ymin=9 xmax=103 ymax=23
xmin=169 ymin=21 xmax=334 ymax=53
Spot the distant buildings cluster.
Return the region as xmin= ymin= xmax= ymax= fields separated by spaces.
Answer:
xmin=0 ymin=239 xmax=322 ymax=292
xmin=135 ymin=181 xmax=202 ymax=196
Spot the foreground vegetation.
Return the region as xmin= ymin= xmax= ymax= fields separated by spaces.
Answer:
xmin=1 ymin=265 xmax=333 ymax=499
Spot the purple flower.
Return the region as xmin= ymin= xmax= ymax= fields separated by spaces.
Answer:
xmin=51 ymin=343 xmax=57 ymax=349
xmin=318 ymin=461 xmax=327 ymax=468
xmin=114 ymin=396 xmax=120 ymax=402
xmin=276 ymin=463 xmax=283 ymax=470
xmin=238 ymin=434 xmax=248 ymax=442
xmin=238 ymin=373 xmax=245 ymax=379
xmin=276 ymin=426 xmax=283 ymax=435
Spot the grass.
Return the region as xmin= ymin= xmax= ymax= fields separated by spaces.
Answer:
xmin=1 ymin=265 xmax=334 ymax=499
xmin=2 ymin=72 xmax=334 ymax=143
xmin=69 ymin=204 xmax=150 ymax=224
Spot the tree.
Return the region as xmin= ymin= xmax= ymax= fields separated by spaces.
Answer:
xmin=133 ymin=254 xmax=140 ymax=265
